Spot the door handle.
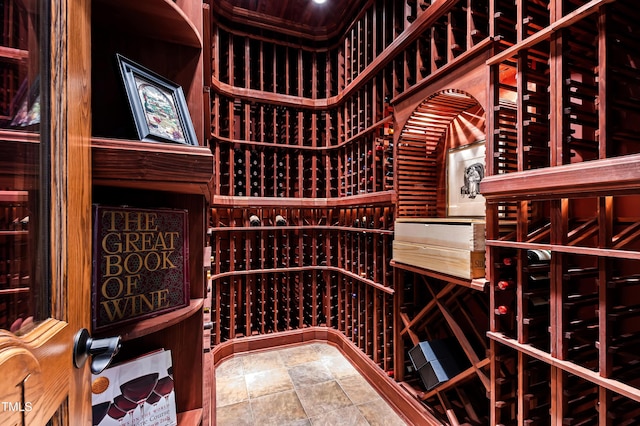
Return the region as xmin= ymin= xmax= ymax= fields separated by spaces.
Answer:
xmin=73 ymin=328 xmax=121 ymax=374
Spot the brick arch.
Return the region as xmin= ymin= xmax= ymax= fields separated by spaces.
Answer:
xmin=396 ymin=89 xmax=485 ymax=217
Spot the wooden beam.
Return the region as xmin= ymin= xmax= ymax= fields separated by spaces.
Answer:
xmin=485 ymin=239 xmax=640 ymax=262
xmin=391 ymin=260 xmax=487 ymax=290
xmin=212 ymin=190 xmax=394 ymax=208
xmin=400 ymin=282 xmax=457 ymax=337
xmin=436 ymin=391 xmax=460 ymax=426
xmin=481 ymin=151 xmax=640 ymax=201
xmin=400 ymin=312 xmax=421 ymax=346
xmin=455 ymin=388 xmax=481 ymax=424
xmin=420 ymin=357 xmax=491 ymax=400
xmin=427 ymin=285 xmax=491 ymax=392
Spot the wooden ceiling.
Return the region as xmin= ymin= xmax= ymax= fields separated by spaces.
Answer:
xmin=216 ymin=0 xmax=371 ymax=40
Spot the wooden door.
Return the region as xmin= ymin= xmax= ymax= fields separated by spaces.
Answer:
xmin=0 ymin=0 xmax=92 ymax=424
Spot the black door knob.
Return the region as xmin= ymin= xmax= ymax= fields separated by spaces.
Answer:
xmin=73 ymin=328 xmax=121 ymax=374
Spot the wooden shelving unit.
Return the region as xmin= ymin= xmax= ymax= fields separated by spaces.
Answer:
xmin=0 ymin=0 xmax=41 ymax=335
xmin=208 ymin=2 xmax=427 ymax=412
xmin=208 ymin=0 xmax=640 ymax=425
xmin=90 ymin=0 xmax=213 ymax=423
xmin=209 ymin=1 xmax=495 ymax=425
xmin=483 ymin=1 xmax=640 ymax=424
xmin=207 ymin=206 xmax=396 ymax=372
xmin=0 ymin=0 xmax=39 ymax=336
xmin=0 ymin=188 xmax=31 ymax=331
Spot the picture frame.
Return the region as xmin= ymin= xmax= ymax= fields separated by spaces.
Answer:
xmin=116 ymin=54 xmax=198 ymax=146
xmin=447 ymin=140 xmax=486 ymax=217
xmin=9 ymin=75 xmax=40 ymax=129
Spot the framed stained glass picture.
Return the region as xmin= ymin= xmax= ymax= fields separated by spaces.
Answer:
xmin=116 ymin=54 xmax=198 ymax=146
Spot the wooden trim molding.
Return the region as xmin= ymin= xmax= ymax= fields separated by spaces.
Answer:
xmin=480 ymin=153 xmax=640 ymax=200
xmin=391 ymin=260 xmax=487 ymax=291
xmin=211 ymin=190 xmax=395 ymax=208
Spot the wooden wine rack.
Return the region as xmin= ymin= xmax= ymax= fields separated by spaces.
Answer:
xmin=210 ymin=0 xmax=501 ymax=424
xmin=0 ymin=189 xmax=31 ymax=331
xmin=209 ymin=0 xmax=640 ymax=424
xmin=208 ymin=206 xmax=396 ymax=372
xmin=484 ymin=1 xmax=640 ymax=424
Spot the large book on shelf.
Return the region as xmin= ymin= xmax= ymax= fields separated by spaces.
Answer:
xmin=92 ymin=205 xmax=190 ymax=332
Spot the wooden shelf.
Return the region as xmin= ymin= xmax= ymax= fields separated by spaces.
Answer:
xmin=210 ymin=266 xmax=394 ymax=293
xmin=177 ymin=408 xmax=203 ymax=426
xmin=0 ymin=46 xmax=29 ymax=63
xmin=211 ymin=191 xmax=394 ymax=207
xmin=0 ymin=287 xmax=30 ymax=295
xmin=481 ymin=153 xmax=640 ymax=200
xmin=208 ymin=225 xmax=393 ymax=235
xmin=101 ymin=298 xmax=204 ymax=342
xmin=93 ymin=0 xmax=202 ymax=48
xmin=0 ymin=230 xmax=28 ymax=237
xmin=390 ymin=260 xmax=487 ymax=291
xmin=91 ymin=137 xmax=213 ymax=197
xmin=486 ymin=240 xmax=640 ymax=261
xmin=0 ymin=190 xmax=29 ymax=203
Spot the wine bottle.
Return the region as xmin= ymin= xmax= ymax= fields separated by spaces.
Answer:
xmin=527 ymin=249 xmax=551 ymax=263
xmin=497 ymin=279 xmax=514 ymax=290
xmin=502 ymin=256 xmax=517 ymax=266
xmin=496 ymin=305 xmax=509 ymax=315
xmin=275 ymin=215 xmax=287 ymax=226
xmin=249 ymin=215 xmax=261 ymax=226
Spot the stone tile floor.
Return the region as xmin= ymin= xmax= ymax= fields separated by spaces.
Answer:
xmin=215 ymin=342 xmax=408 ymax=426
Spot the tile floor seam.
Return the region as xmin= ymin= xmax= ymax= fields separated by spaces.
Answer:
xmin=293 ymin=387 xmax=313 ymax=423
xmin=244 ymin=374 xmax=254 ymax=424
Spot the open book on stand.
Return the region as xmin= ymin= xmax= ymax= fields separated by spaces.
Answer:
xmin=91 ymin=349 xmax=177 ymax=426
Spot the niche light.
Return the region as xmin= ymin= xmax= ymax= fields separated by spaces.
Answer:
xmin=313 ymin=0 xmax=327 ymax=4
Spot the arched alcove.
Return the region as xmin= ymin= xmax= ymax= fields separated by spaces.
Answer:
xmin=396 ymin=89 xmax=485 ymax=218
